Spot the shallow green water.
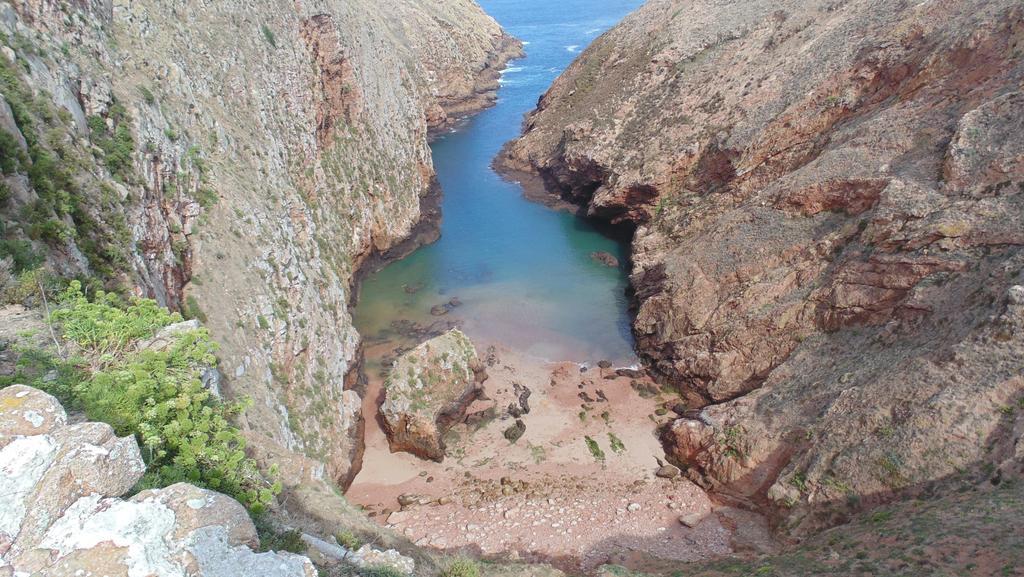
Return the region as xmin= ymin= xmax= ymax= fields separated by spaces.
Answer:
xmin=353 ymin=0 xmax=643 ymax=365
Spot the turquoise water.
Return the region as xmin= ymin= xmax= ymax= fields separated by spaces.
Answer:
xmin=353 ymin=0 xmax=644 ymax=365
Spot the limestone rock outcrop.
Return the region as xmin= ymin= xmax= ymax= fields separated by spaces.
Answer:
xmin=501 ymin=0 xmax=1024 ymax=533
xmin=381 ymin=329 xmax=484 ymax=461
xmin=0 ymin=384 xmax=316 ymax=577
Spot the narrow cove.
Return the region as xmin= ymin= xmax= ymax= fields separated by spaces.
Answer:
xmin=352 ymin=2 xmax=639 ymax=368
xmin=345 ymin=1 xmax=773 ymax=571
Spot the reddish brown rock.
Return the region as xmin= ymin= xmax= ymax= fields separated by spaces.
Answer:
xmin=501 ymin=0 xmax=1024 ymax=535
xmin=381 ymin=330 xmax=484 ymax=461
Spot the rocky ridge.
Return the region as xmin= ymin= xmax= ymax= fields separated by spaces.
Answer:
xmin=500 ymin=0 xmax=1024 ymax=535
xmin=0 ymin=0 xmax=520 ymax=499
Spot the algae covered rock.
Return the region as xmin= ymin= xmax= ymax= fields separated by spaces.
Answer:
xmin=381 ymin=329 xmax=485 ymax=461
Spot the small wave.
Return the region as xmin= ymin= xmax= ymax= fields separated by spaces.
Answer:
xmin=521 ymin=41 xmax=531 ymax=45
xmin=585 ymin=28 xmax=602 ymax=35
xmin=500 ymin=66 xmax=525 ymax=75
xmin=565 ymin=45 xmax=580 ymax=53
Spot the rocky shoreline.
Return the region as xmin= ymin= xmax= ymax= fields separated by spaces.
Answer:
xmin=428 ymin=32 xmax=527 ymax=136
xmin=497 ymin=0 xmax=1024 ymax=539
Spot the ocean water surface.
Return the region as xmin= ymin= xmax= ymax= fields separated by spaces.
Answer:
xmin=353 ymin=0 xmax=644 ymax=365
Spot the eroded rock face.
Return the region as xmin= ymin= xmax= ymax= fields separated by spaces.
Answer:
xmin=381 ymin=329 xmax=484 ymax=461
xmin=0 ymin=0 xmax=520 ymax=494
xmin=502 ymin=0 xmax=1024 ymax=534
xmin=0 ymin=384 xmax=315 ymax=577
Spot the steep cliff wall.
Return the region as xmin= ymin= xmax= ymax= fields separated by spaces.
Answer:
xmin=0 ymin=0 xmax=520 ymax=493
xmin=501 ymin=0 xmax=1024 ymax=533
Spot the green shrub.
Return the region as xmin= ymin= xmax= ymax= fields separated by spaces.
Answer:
xmin=0 ymin=239 xmax=42 ymax=273
xmin=37 ymin=281 xmax=281 ymax=511
xmin=335 ymin=529 xmax=362 ymax=550
xmin=252 ymin=513 xmax=305 ymax=553
xmin=608 ymin=432 xmax=625 ymax=454
xmin=183 ymin=294 xmax=207 ymax=323
xmin=0 ymin=128 xmax=27 ymax=173
xmin=0 ymin=45 xmax=126 ymax=276
xmin=87 ymin=106 xmax=135 ymax=182
xmin=441 ymin=558 xmax=480 ymax=577
xmin=1 ymin=267 xmax=50 ymax=304
xmin=138 ymin=85 xmax=156 ymax=105
xmin=195 ymin=186 xmax=218 ymax=208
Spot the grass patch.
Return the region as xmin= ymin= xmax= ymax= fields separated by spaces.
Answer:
xmin=441 ymin=558 xmax=480 ymax=577
xmin=336 ymin=530 xmax=362 ymax=550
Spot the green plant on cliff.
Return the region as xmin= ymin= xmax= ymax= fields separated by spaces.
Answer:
xmin=0 ymin=50 xmax=128 ymax=277
xmin=441 ymin=558 xmax=481 ymax=577
xmin=7 ymin=280 xmax=280 ymax=512
xmin=87 ymin=102 xmax=136 ymax=182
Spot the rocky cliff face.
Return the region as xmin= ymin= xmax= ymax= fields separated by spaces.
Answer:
xmin=0 ymin=0 xmax=520 ymax=493
xmin=501 ymin=0 xmax=1024 ymax=533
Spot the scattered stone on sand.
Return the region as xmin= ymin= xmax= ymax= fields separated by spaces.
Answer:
xmin=503 ymin=419 xmax=526 ymax=443
xmin=507 ymin=382 xmax=532 ymax=417
xmin=656 ymin=465 xmax=681 ymax=479
xmin=679 ymin=512 xmax=706 ymax=528
xmin=615 ymin=367 xmax=644 ymax=379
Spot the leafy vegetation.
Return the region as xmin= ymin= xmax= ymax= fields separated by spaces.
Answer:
xmin=87 ymin=102 xmax=136 ymax=182
xmin=335 ymin=529 xmax=363 ymax=550
xmin=138 ymin=85 xmax=156 ymax=105
xmin=351 ymin=566 xmax=406 ymax=577
xmin=0 ymin=47 xmax=129 ymax=277
xmin=252 ymin=513 xmax=306 ymax=553
xmin=0 ymin=128 xmax=27 ymax=174
xmin=441 ymin=558 xmax=480 ymax=577
xmin=2 ymin=281 xmax=280 ymax=511
xmin=0 ymin=239 xmax=42 ymax=273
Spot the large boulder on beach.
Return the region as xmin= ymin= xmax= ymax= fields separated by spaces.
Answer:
xmin=381 ymin=329 xmax=485 ymax=461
